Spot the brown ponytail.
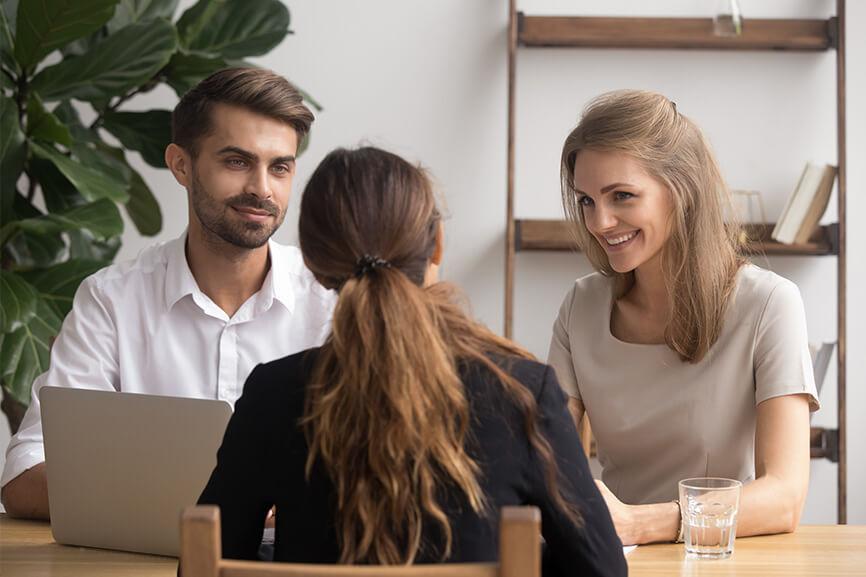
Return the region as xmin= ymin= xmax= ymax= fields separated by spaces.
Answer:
xmin=299 ymin=147 xmax=580 ymax=565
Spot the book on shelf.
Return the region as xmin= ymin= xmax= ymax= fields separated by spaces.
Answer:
xmin=771 ymin=163 xmax=837 ymax=245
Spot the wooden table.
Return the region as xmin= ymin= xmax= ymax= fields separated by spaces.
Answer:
xmin=0 ymin=516 xmax=177 ymax=576
xmin=1 ymin=515 xmax=864 ymax=576
xmin=627 ymin=525 xmax=866 ymax=576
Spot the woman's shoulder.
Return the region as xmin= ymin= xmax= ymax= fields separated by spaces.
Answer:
xmin=734 ymin=264 xmax=802 ymax=313
xmin=499 ymin=355 xmax=550 ymax=389
xmin=566 ymin=271 xmax=611 ymax=300
xmin=464 ymin=354 xmax=557 ymax=401
xmin=737 ymin=263 xmax=793 ymax=289
xmin=555 ymin=271 xmax=611 ymax=311
xmin=553 ymin=271 xmax=611 ymax=334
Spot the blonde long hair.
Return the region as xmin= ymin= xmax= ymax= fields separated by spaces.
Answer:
xmin=560 ymin=90 xmax=744 ymax=362
xmin=299 ymin=147 xmax=580 ymax=565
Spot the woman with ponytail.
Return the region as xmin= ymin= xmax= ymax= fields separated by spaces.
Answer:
xmin=198 ymin=146 xmax=626 ymax=576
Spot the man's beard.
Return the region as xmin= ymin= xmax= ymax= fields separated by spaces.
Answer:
xmin=190 ymin=170 xmax=285 ymax=250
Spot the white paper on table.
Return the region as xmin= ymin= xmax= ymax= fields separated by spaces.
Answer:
xmin=623 ymin=545 xmax=638 ymax=555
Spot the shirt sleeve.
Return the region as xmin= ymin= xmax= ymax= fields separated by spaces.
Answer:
xmin=198 ymin=365 xmax=274 ymax=560
xmin=525 ymin=365 xmax=627 ymax=577
xmin=547 ymin=284 xmax=581 ymax=400
xmin=754 ymin=279 xmax=820 ymax=411
xmin=1 ymin=274 xmax=119 ymax=488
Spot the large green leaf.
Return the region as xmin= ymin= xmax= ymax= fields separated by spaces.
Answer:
xmin=0 ymin=93 xmax=25 ymax=225
xmin=59 ymin=27 xmax=108 ymax=59
xmin=3 ymin=193 xmax=66 ymax=268
xmin=0 ymin=298 xmax=62 ymax=404
xmin=0 ymin=0 xmax=18 ymax=74
xmin=68 ymin=229 xmax=120 ymax=261
xmin=26 ymin=93 xmax=72 ymax=146
xmin=21 ymin=259 xmax=106 ymax=317
xmin=13 ymin=0 xmax=120 ymax=71
xmin=95 ymin=142 xmax=162 ymax=235
xmin=30 ymin=19 xmax=177 ymax=103
xmin=0 ymin=269 xmax=37 ymax=333
xmin=15 ymin=198 xmax=124 ymax=239
xmin=101 ymin=109 xmax=170 ymax=168
xmin=30 ymin=157 xmax=86 ymax=213
xmin=163 ymin=52 xmax=225 ymax=97
xmin=124 ymin=163 xmax=162 ymax=235
xmin=31 ymin=142 xmax=129 ymax=203
xmin=2 ymin=0 xmax=17 ymax=36
xmin=6 ymin=190 xmax=38 ymax=218
xmin=30 ymin=161 xmax=116 ymax=265
xmin=70 ymin=139 xmax=132 ymax=192
xmin=4 ymin=229 xmax=65 ymax=268
xmin=177 ymin=0 xmax=289 ymax=59
xmin=50 ymin=100 xmax=83 ymax=127
xmin=51 ymin=101 xmax=95 ymax=144
xmin=107 ymin=0 xmax=179 ymax=33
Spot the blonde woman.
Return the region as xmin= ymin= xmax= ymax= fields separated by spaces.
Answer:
xmin=199 ymin=147 xmax=627 ymax=575
xmin=548 ymin=90 xmax=819 ymax=546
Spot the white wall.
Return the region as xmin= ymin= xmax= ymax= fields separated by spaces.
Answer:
xmin=2 ymin=0 xmax=862 ymax=524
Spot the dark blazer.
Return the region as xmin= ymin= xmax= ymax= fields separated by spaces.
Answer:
xmin=198 ymin=349 xmax=627 ymax=577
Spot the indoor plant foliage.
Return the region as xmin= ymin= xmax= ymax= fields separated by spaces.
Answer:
xmin=0 ymin=0 xmax=315 ymax=433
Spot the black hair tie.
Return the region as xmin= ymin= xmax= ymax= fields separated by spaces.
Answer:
xmin=354 ymin=254 xmax=391 ymax=278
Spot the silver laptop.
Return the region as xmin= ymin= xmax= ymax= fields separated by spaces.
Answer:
xmin=41 ymin=386 xmax=232 ymax=557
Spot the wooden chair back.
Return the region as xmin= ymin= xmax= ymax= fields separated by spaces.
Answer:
xmin=180 ymin=505 xmax=540 ymax=577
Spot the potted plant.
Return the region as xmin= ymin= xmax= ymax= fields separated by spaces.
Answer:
xmin=0 ymin=0 xmax=318 ymax=433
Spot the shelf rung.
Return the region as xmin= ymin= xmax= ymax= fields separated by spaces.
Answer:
xmin=515 ymin=219 xmax=575 ymax=251
xmin=518 ymin=15 xmax=834 ymax=52
xmin=810 ymin=426 xmax=839 ymax=462
xmin=515 ymin=219 xmax=838 ymax=256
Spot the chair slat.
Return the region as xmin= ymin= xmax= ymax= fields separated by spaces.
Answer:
xmin=181 ymin=505 xmax=541 ymax=577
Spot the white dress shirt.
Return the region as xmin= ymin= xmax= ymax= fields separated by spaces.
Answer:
xmin=1 ymin=234 xmax=335 ymax=487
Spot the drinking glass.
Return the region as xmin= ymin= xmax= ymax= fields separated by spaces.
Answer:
xmin=713 ymin=0 xmax=743 ymax=36
xmin=678 ymin=477 xmax=742 ymax=559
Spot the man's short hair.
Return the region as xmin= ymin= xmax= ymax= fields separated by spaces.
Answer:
xmin=172 ymin=67 xmax=314 ymax=155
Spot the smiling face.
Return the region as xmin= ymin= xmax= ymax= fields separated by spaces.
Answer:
xmin=573 ymin=149 xmax=674 ymax=274
xmin=176 ymin=103 xmax=298 ymax=249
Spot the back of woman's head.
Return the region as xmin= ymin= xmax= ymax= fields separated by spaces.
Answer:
xmin=299 ymin=147 xmax=579 ymax=565
xmin=560 ymin=90 xmax=743 ymax=362
xmin=299 ymin=146 xmax=438 ymax=289
xmin=300 ymin=147 xmax=482 ymax=565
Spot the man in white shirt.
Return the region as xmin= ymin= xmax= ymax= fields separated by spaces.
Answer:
xmin=1 ymin=68 xmax=335 ymax=519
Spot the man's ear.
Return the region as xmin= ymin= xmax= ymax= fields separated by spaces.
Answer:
xmin=165 ymin=143 xmax=192 ymax=188
xmin=431 ymin=222 xmax=444 ymax=266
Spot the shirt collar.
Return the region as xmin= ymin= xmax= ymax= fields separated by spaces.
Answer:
xmin=260 ymin=240 xmax=296 ymax=315
xmin=164 ymin=232 xmax=199 ymax=310
xmin=164 ymin=232 xmax=295 ymax=315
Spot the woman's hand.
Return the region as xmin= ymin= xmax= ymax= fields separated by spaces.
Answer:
xmin=595 ymin=480 xmax=639 ymax=545
xmin=595 ymin=480 xmax=682 ymax=545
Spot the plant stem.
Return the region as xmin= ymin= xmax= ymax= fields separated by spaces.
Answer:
xmin=0 ymin=221 xmax=20 ymax=251
xmin=1 ymin=65 xmax=15 ymax=85
xmin=90 ymin=86 xmax=145 ymax=129
xmin=25 ymin=173 xmax=36 ymax=203
xmin=15 ymin=71 xmax=27 ymax=125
